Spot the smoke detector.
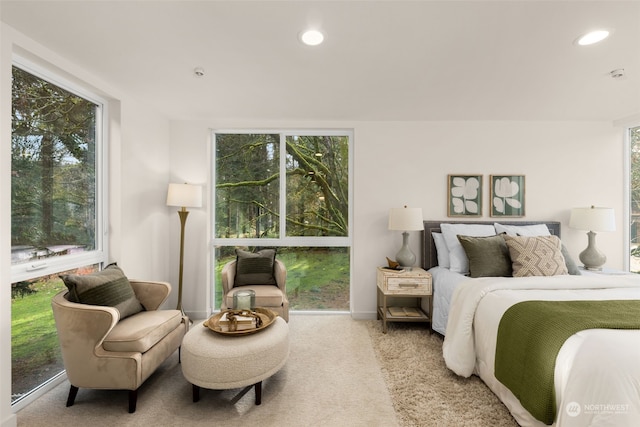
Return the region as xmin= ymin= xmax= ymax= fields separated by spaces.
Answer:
xmin=610 ymin=69 xmax=625 ymax=79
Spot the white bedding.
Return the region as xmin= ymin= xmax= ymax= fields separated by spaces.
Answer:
xmin=443 ymin=274 xmax=640 ymax=426
xmin=428 ymin=266 xmax=469 ymax=335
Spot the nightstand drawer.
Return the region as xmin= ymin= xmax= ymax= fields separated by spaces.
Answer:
xmin=386 ymin=277 xmax=431 ymax=293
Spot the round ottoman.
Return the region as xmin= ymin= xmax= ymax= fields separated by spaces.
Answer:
xmin=181 ymin=316 xmax=289 ymax=405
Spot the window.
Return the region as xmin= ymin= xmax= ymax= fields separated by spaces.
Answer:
xmin=213 ymin=131 xmax=352 ymax=311
xmin=629 ymin=125 xmax=640 ymax=273
xmin=11 ymin=61 xmax=107 ymax=407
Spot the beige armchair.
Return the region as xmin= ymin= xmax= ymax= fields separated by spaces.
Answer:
xmin=221 ymin=259 xmax=289 ymax=321
xmin=51 ymin=280 xmax=188 ymax=413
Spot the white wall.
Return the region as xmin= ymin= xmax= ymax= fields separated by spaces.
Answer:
xmin=0 ymin=24 xmax=172 ymax=423
xmin=112 ymin=100 xmax=172 ymax=280
xmin=169 ymin=119 xmax=625 ymax=320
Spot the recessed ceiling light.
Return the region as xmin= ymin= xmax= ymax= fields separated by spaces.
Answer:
xmin=576 ymin=30 xmax=610 ymax=46
xmin=300 ymin=30 xmax=324 ymax=46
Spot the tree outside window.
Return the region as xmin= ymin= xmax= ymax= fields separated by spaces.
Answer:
xmin=213 ymin=132 xmax=351 ymax=311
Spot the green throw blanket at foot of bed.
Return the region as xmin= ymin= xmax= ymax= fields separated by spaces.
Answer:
xmin=495 ymin=299 xmax=640 ymax=425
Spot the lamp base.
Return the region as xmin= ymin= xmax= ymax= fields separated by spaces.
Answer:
xmin=395 ymin=231 xmax=416 ymax=269
xmin=579 ymin=231 xmax=606 ymax=271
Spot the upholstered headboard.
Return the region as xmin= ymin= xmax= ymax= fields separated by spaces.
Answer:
xmin=421 ymin=220 xmax=561 ymax=270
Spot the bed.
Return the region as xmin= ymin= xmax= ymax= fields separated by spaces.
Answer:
xmin=421 ymin=220 xmax=640 ymax=427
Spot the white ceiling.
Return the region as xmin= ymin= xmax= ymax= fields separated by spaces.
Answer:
xmin=2 ymin=1 xmax=639 ymax=122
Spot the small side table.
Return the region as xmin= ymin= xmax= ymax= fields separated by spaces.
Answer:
xmin=376 ymin=267 xmax=432 ymax=334
xmin=579 ymin=266 xmax=630 ymax=276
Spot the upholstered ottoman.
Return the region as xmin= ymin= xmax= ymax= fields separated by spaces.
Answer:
xmin=181 ymin=316 xmax=289 ymax=405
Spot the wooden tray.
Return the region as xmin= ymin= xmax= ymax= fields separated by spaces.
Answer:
xmin=203 ymin=307 xmax=278 ymax=336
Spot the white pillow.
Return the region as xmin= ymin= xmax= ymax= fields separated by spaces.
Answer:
xmin=432 ymin=232 xmax=450 ymax=268
xmin=494 ymin=223 xmax=550 ymax=237
xmin=440 ymin=223 xmax=496 ymax=274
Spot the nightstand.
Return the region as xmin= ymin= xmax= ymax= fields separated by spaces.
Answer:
xmin=376 ymin=267 xmax=432 ymax=334
xmin=578 ymin=266 xmax=630 ymax=276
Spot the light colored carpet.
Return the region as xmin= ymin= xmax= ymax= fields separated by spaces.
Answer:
xmin=16 ymin=315 xmax=518 ymax=426
xmin=16 ymin=315 xmax=398 ymax=427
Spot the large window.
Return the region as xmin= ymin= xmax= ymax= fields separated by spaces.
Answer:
xmin=213 ymin=131 xmax=352 ymax=311
xmin=11 ymin=61 xmax=106 ymax=407
xmin=629 ymin=125 xmax=640 ymax=273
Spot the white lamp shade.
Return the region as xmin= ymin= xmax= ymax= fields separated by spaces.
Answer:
xmin=569 ymin=206 xmax=615 ymax=232
xmin=388 ymin=207 xmax=423 ymax=231
xmin=166 ymin=183 xmax=203 ymax=208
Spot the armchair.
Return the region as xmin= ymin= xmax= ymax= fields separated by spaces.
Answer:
xmin=221 ymin=259 xmax=289 ymax=321
xmin=51 ymin=280 xmax=188 ymax=413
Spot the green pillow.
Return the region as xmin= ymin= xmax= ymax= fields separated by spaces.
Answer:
xmin=61 ymin=263 xmax=144 ymax=319
xmin=235 ymin=249 xmax=277 ymax=286
xmin=458 ymin=234 xmax=513 ymax=278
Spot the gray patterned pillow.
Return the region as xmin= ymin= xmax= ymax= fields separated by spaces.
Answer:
xmin=61 ymin=263 xmax=144 ymax=319
xmin=235 ymin=249 xmax=277 ymax=286
xmin=504 ymin=235 xmax=568 ymax=277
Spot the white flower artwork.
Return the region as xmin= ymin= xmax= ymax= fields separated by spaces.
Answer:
xmin=491 ymin=175 xmax=525 ymax=217
xmin=448 ymin=175 xmax=482 ymax=217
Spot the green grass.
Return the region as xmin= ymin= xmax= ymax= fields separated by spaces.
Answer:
xmin=11 ymin=277 xmax=66 ymax=399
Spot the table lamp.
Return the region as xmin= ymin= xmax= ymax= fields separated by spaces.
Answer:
xmin=388 ymin=206 xmax=423 ymax=268
xmin=167 ymin=183 xmax=203 ymax=314
xmin=569 ymin=206 xmax=615 ymax=271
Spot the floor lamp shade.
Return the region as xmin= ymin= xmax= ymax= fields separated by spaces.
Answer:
xmin=167 ymin=183 xmax=202 ymax=313
xmin=166 ymin=183 xmax=203 ymax=208
xmin=569 ymin=206 xmax=615 ymax=271
xmin=388 ymin=206 xmax=423 ymax=267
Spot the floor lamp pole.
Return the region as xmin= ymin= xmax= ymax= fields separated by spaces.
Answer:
xmin=176 ymin=208 xmax=189 ymax=314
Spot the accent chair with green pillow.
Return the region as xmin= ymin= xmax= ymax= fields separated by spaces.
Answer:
xmin=221 ymin=249 xmax=289 ymax=321
xmin=52 ymin=265 xmax=188 ymax=413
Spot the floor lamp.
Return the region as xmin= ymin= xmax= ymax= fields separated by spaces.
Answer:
xmin=166 ymin=183 xmax=202 ymax=314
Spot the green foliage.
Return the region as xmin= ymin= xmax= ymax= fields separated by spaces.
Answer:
xmin=11 ymin=277 xmax=66 ymax=398
xmin=11 ymin=281 xmax=36 ymax=299
xmin=214 ymin=133 xmax=349 ymax=238
xmin=11 ymin=66 xmax=97 ymax=251
xmin=285 ymin=135 xmax=349 ymax=237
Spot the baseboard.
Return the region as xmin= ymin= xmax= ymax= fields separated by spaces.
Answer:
xmin=1 ymin=413 xmax=17 ymax=427
xmin=350 ymin=311 xmax=377 ymax=320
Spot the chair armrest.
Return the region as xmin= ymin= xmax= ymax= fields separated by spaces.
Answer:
xmin=129 ymin=280 xmax=171 ymax=311
xmin=51 ymin=291 xmax=119 ymax=357
xmin=274 ymin=259 xmax=287 ymax=293
xmin=221 ymin=261 xmax=237 ymax=295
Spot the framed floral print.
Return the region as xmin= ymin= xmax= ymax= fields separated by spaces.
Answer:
xmin=447 ymin=174 xmax=482 ymax=217
xmin=490 ymin=175 xmax=525 ymax=217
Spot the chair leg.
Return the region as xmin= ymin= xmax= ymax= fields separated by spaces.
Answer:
xmin=66 ymin=385 xmax=79 ymax=407
xmin=128 ymin=390 xmax=137 ymax=413
xmin=254 ymin=381 xmax=262 ymax=405
xmin=178 ymin=345 xmax=181 ymax=363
